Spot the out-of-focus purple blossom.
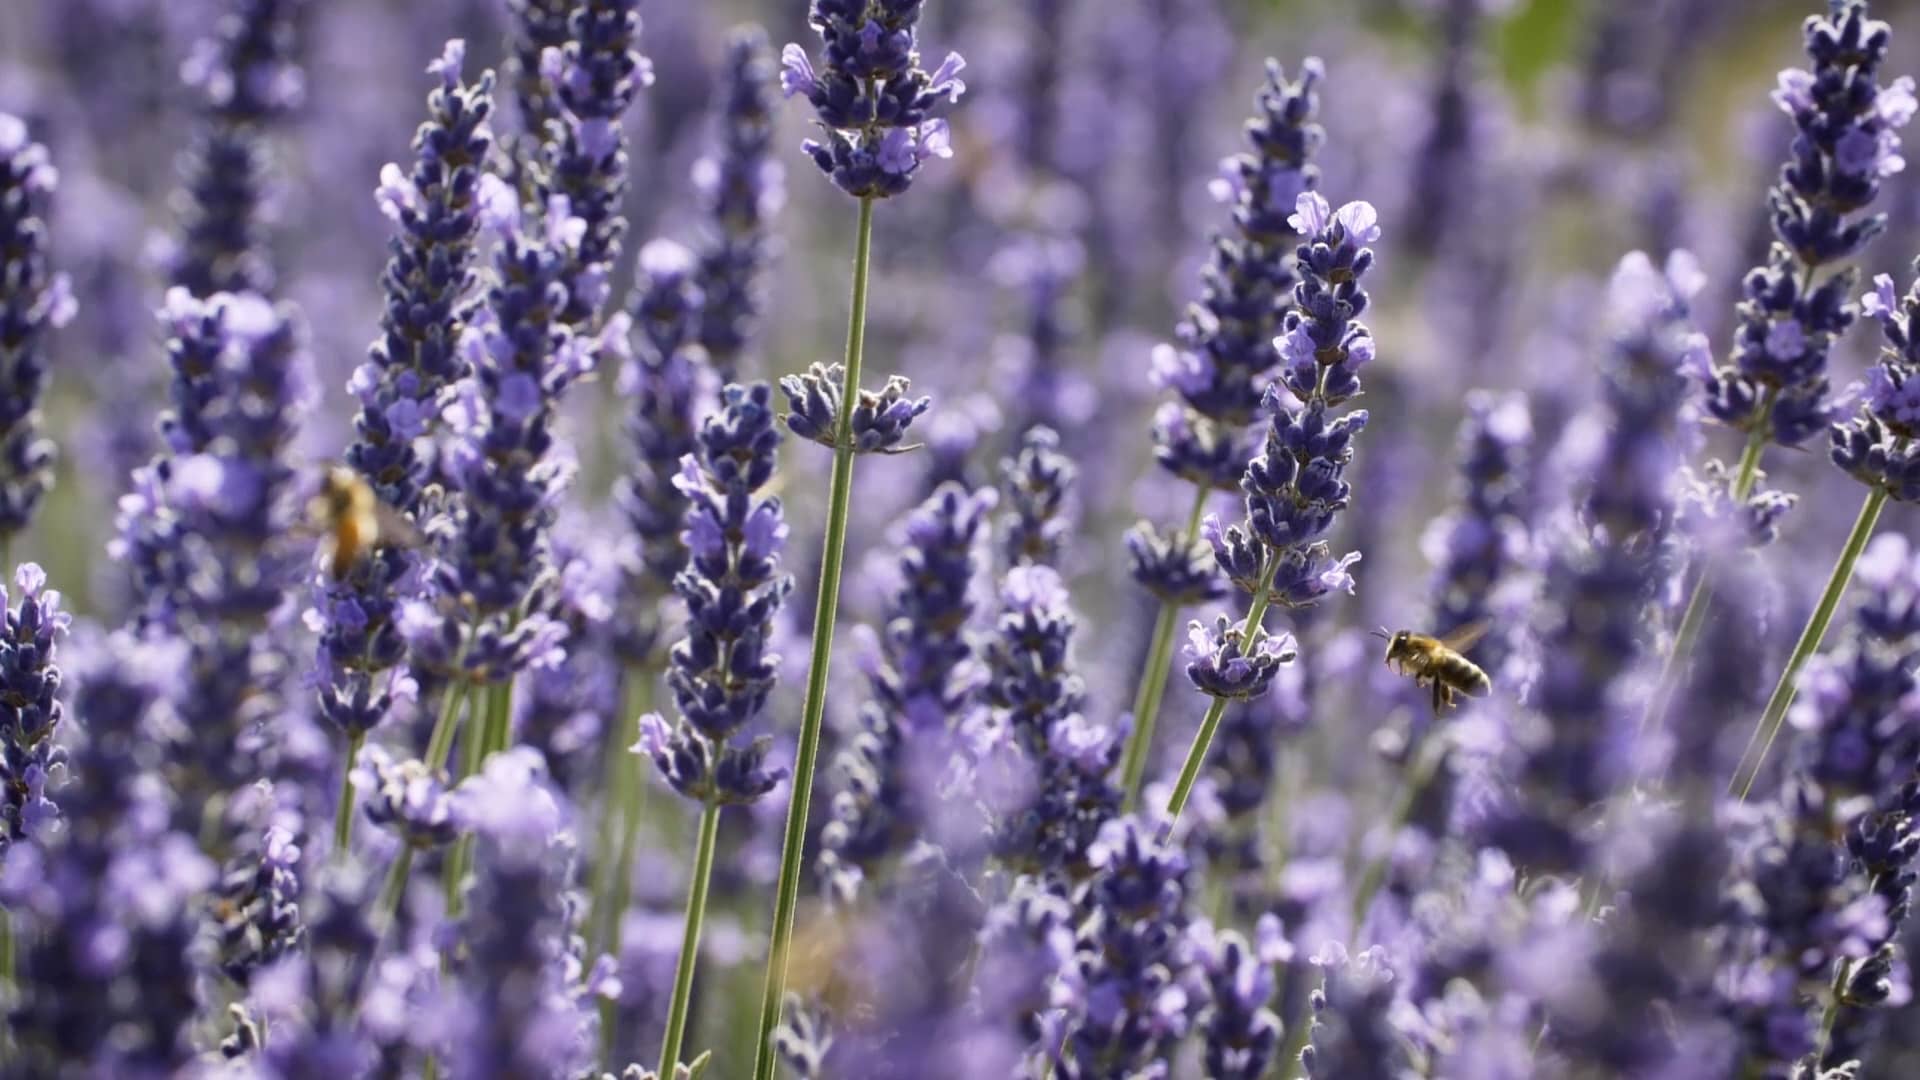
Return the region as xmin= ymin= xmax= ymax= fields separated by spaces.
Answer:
xmin=351 ymin=741 xmax=458 ymax=849
xmin=1834 ymin=266 xmax=1920 ymax=500
xmin=212 ymin=821 xmax=304 ymax=986
xmin=1147 ymin=58 xmax=1324 ymax=495
xmin=1127 ymin=516 xmax=1227 ymax=606
xmin=818 ymin=483 xmax=995 ymax=900
xmin=249 ymin=860 xmax=383 ymax=1076
xmin=1051 ymin=816 xmax=1197 ymax=1077
xmin=436 ymin=748 xmax=611 ymax=1078
xmin=111 ymin=291 xmax=307 ymax=809
xmin=543 ymin=0 xmax=651 ymax=330
xmin=317 ymin=40 xmax=494 ymax=741
xmin=999 ymin=425 xmax=1077 ymax=568
xmin=6 ymin=629 xmax=208 ymax=1074
xmin=1721 ymin=534 xmax=1920 ymax=1074
xmin=1422 ymin=391 xmax=1534 ymax=679
xmin=0 ymin=116 xmax=73 ymax=543
xmin=611 ymin=238 xmax=711 ymax=667
xmin=634 ymin=382 xmax=794 ymax=808
xmin=781 ymin=361 xmax=932 ymax=454
xmin=781 ymin=0 xmax=968 ymax=199
xmin=1192 ymin=921 xmax=1283 ymax=1080
xmin=168 ymin=0 xmax=305 ymax=296
xmin=1299 ymin=942 xmax=1408 ymax=1078
xmin=0 ymin=564 xmax=68 ymax=852
xmin=1704 ymin=0 xmax=1914 ymax=448
xmin=1487 ymin=251 xmax=1700 ymax=873
xmin=407 ymin=188 xmax=595 ymax=683
xmin=967 ymin=876 xmax=1077 ymax=1074
xmin=506 ymin=0 xmax=577 ymax=161
xmin=695 ymin=25 xmax=785 ymax=381
xmin=993 ymin=233 xmax=1089 ymax=441
xmin=976 ymin=564 xmax=1120 ymax=880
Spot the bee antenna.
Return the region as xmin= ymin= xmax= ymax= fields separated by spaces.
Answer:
xmin=1368 ymin=626 xmax=1391 ymax=640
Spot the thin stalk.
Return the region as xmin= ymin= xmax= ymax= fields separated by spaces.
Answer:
xmin=749 ymin=195 xmax=875 ymax=1080
xmin=1119 ymin=487 xmax=1212 ymax=809
xmin=658 ymin=802 xmax=722 ymax=1078
xmin=1730 ymin=486 xmax=1888 ymax=800
xmin=333 ymin=729 xmax=368 ymax=860
xmin=1641 ymin=421 xmax=1770 ymax=745
xmin=443 ymin=681 xmax=506 ymax=917
xmin=591 ymin=670 xmax=642 ymax=954
xmin=1347 ymin=733 xmax=1449 ymax=929
xmin=1160 ymin=556 xmax=1282 ymax=836
xmin=605 ymin=675 xmax=655 ymax=956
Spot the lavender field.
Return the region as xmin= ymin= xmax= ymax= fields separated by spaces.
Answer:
xmin=5 ymin=0 xmax=1920 ymax=1076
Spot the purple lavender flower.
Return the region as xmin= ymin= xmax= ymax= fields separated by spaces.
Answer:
xmin=250 ymin=861 xmax=382 ymax=1076
xmin=977 ymin=564 xmax=1121 ymax=880
xmin=437 ymin=748 xmax=613 ymax=1078
xmin=1192 ymin=921 xmax=1284 ymax=1080
xmin=1488 ymin=251 xmax=1702 ymax=872
xmin=1184 ymin=614 xmax=1298 ymax=702
xmin=1703 ymin=0 xmax=1915 ymax=448
xmin=316 ymin=40 xmax=494 ymax=740
xmin=0 ymin=564 xmax=67 ymax=850
xmin=994 ymin=235 xmax=1089 ymax=442
xmin=999 ymin=426 xmax=1077 ymax=568
xmin=780 ymin=0 xmax=968 ymax=199
xmin=781 ymin=361 xmax=931 ymax=454
xmin=168 ymin=0 xmax=305 ymax=296
xmin=1834 ymin=267 xmax=1920 ymax=500
xmin=1299 ymin=942 xmax=1409 ymax=1078
xmin=212 ymin=822 xmax=305 ymax=985
xmin=1424 ymin=391 xmax=1534 ymax=679
xmin=543 ymin=0 xmax=652 ymax=330
xmin=612 ymin=239 xmax=711 ymax=668
xmin=1145 ymin=57 xmax=1324 ymax=498
xmin=634 ymin=382 xmax=794 ymax=807
xmin=1722 ymin=535 xmax=1920 ymax=1074
xmin=695 ymin=25 xmax=786 ymax=381
xmin=5 ymin=629 xmax=209 ymax=1074
xmin=405 ymin=186 xmax=593 ymax=683
xmin=351 ymin=742 xmax=459 ymax=848
xmin=1051 ymin=816 xmax=1197 ymax=1077
xmin=817 ymin=483 xmax=995 ymax=899
xmin=0 ymin=116 xmax=75 ymax=543
xmin=507 ymin=0 xmax=577 ymax=150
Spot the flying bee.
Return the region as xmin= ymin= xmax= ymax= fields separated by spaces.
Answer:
xmin=307 ymin=465 xmax=422 ymax=579
xmin=1371 ymin=622 xmax=1492 ymax=715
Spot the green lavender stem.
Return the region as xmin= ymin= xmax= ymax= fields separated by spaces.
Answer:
xmin=372 ymin=676 xmax=474 ymax=931
xmin=1160 ymin=556 xmax=1282 ymax=835
xmin=749 ymin=195 xmax=876 ymax=1080
xmin=1119 ymin=487 xmax=1212 ymax=810
xmin=658 ymin=802 xmax=722 ymax=1078
xmin=1731 ymin=486 xmax=1889 ymax=800
xmin=605 ymin=676 xmax=655 ymax=955
xmin=333 ymin=729 xmax=367 ymax=860
xmin=1641 ymin=421 xmax=1770 ymax=744
xmin=1348 ymin=733 xmax=1449 ymax=928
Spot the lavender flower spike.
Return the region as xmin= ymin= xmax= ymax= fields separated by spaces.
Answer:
xmin=696 ymin=25 xmax=786 ymax=381
xmin=781 ymin=0 xmax=968 ymax=199
xmin=317 ymin=40 xmax=494 ymax=745
xmin=1835 ymin=266 xmax=1920 ymax=500
xmin=780 ymin=362 xmax=931 ymax=454
xmin=635 ymin=382 xmax=795 ymax=808
xmin=0 ymin=117 xmax=75 ymax=544
xmin=1703 ymin=0 xmax=1914 ymax=448
xmin=0 ymin=563 xmax=69 ymax=850
xmin=543 ymin=0 xmax=652 ymax=331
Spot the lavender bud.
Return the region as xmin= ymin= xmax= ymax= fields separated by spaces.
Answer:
xmin=1185 ymin=614 xmax=1297 ymax=702
xmin=781 ymin=0 xmax=968 ymax=199
xmin=999 ymin=426 xmax=1078 ymax=568
xmin=350 ymin=742 xmax=459 ymax=848
xmin=696 ymin=26 xmax=785 ymax=380
xmin=0 ymin=116 xmax=73 ymax=541
xmin=1834 ymin=268 xmax=1920 ymax=499
xmin=779 ymin=361 xmax=931 ymax=454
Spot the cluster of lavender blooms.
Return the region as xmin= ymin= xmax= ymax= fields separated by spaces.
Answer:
xmin=20 ymin=1 xmax=1920 ymax=1078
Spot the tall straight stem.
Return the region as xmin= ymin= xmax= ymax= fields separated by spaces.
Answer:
xmin=444 ymin=681 xmax=507 ymax=917
xmin=373 ymin=676 xmax=472 ymax=931
xmin=1119 ymin=487 xmax=1212 ymax=810
xmin=749 ymin=196 xmax=875 ymax=1080
xmin=1642 ymin=421 xmax=1770 ymax=744
xmin=657 ymin=802 xmax=722 ymax=1078
xmin=605 ymin=676 xmax=655 ymax=956
xmin=333 ymin=729 xmax=368 ymax=859
xmin=1730 ymin=486 xmax=1889 ymax=799
xmin=1160 ymin=557 xmax=1282 ymax=836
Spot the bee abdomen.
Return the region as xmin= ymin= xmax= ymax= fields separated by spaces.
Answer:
xmin=1446 ymin=658 xmax=1492 ymax=696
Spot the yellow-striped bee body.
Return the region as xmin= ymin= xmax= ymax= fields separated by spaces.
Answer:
xmin=308 ymin=465 xmax=422 ymax=579
xmin=1374 ymin=624 xmax=1493 ymax=715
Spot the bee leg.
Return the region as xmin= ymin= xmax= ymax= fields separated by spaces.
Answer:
xmin=1431 ymin=678 xmax=1445 ymax=716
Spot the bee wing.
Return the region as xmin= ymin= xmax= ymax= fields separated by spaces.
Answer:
xmin=372 ymin=500 xmax=425 ymax=551
xmin=1438 ymin=619 xmax=1491 ymax=655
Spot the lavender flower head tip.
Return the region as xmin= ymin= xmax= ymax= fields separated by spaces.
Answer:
xmin=429 ymin=39 xmax=467 ymax=83
xmin=1289 ymin=191 xmax=1380 ymax=243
